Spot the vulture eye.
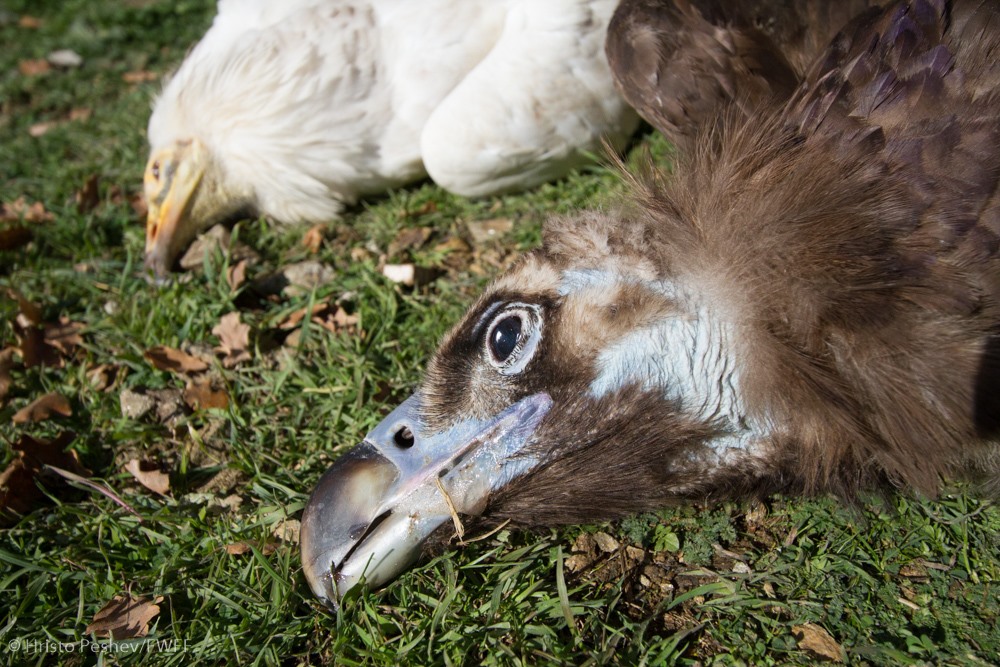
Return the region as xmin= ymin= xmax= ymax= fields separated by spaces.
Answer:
xmin=151 ymin=161 xmax=161 ymax=180
xmin=489 ymin=315 xmax=522 ymax=363
xmin=484 ymin=303 xmax=543 ymax=375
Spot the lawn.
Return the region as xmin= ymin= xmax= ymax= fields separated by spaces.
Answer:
xmin=1 ymin=1 xmax=998 ymax=665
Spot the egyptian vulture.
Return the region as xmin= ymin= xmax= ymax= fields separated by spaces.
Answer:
xmin=143 ymin=0 xmax=639 ymax=275
xmin=301 ymin=0 xmax=1000 ymax=609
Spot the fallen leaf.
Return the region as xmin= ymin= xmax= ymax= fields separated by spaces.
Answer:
xmin=10 ymin=295 xmax=82 ymax=369
xmin=212 ymin=312 xmax=251 ymax=368
xmin=44 ymin=317 xmax=83 ymax=355
xmin=144 ymin=346 xmax=209 ymax=373
xmin=183 ymin=377 xmax=229 ymax=411
xmin=278 ymin=300 xmax=358 ymax=334
xmin=125 ymin=459 xmax=170 ymax=495
xmin=388 ymin=226 xmax=432 ymax=258
xmin=1 ymin=197 xmax=54 ymax=223
xmin=0 ymin=348 xmax=14 ymax=404
xmin=12 ymin=392 xmax=72 ymax=424
xmin=18 ymin=15 xmax=42 ymax=29
xmin=226 ymin=259 xmax=247 ymax=291
xmin=68 ymin=107 xmax=91 ymax=122
xmin=793 ymin=623 xmax=844 ymax=663
xmin=0 ymin=432 xmax=90 ymax=522
xmin=27 ymin=121 xmax=55 ymax=137
xmin=74 ymin=174 xmax=100 ymax=213
xmin=86 ymin=594 xmax=163 ymax=640
xmin=272 ymin=518 xmax=301 ymax=544
xmin=253 ymin=260 xmax=335 ymax=297
xmin=18 ymin=58 xmax=50 ymax=76
xmin=466 ymin=218 xmax=513 ymax=245
xmin=86 ymin=363 xmax=119 ymax=392
xmin=225 ymin=542 xmax=251 ymax=556
xmin=301 ymin=224 xmax=325 ymax=254
xmin=27 ymin=108 xmax=91 ymax=137
xmin=179 ymin=224 xmax=259 ymax=271
xmin=47 ymin=49 xmax=82 ymax=68
xmin=122 ymin=70 xmax=158 ymax=84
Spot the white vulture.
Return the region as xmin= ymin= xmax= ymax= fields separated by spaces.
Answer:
xmin=300 ymin=0 xmax=1000 ymax=609
xmin=143 ymin=0 xmax=639 ymax=275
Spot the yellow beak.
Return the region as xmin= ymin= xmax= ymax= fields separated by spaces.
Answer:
xmin=143 ymin=140 xmax=206 ymax=276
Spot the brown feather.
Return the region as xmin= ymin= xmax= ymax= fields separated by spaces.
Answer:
xmin=418 ymin=0 xmax=1000 ymax=526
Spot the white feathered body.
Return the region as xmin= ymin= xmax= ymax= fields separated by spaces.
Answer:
xmin=148 ymin=0 xmax=638 ymax=224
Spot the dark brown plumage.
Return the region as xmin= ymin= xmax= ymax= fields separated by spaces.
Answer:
xmin=301 ymin=0 xmax=1000 ymax=607
xmin=605 ymin=0 xmax=884 ymax=149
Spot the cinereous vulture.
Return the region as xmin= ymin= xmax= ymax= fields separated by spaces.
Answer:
xmin=301 ymin=0 xmax=1000 ymax=609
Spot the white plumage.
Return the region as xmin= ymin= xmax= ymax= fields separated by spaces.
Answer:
xmin=143 ymin=0 xmax=639 ymax=274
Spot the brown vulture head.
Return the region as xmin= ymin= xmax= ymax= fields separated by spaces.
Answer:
xmin=301 ymin=0 xmax=1000 ymax=610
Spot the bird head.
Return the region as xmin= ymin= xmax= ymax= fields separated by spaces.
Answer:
xmin=301 ymin=210 xmax=753 ymax=609
xmin=143 ymin=138 xmax=247 ymax=276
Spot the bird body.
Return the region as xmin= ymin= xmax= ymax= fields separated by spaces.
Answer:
xmin=301 ymin=0 xmax=1000 ymax=609
xmin=144 ymin=0 xmax=638 ymax=274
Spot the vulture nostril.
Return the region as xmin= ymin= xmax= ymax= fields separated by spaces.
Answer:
xmin=393 ymin=426 xmax=415 ymax=449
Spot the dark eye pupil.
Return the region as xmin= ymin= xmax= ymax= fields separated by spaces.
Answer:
xmin=489 ymin=315 xmax=522 ymax=362
xmin=152 ymin=161 xmax=160 ymax=179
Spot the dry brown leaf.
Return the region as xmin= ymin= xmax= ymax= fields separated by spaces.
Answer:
xmin=272 ymin=518 xmax=301 ymax=544
xmin=122 ymin=70 xmax=158 ymax=84
xmin=28 ymin=121 xmax=57 ymax=137
xmin=793 ymin=623 xmax=844 ymax=663
xmin=85 ymin=594 xmax=163 ymax=640
xmin=18 ymin=15 xmax=42 ymax=29
xmin=212 ymin=312 xmax=251 ymax=368
xmin=0 ymin=348 xmax=15 ymax=404
xmin=225 ymin=542 xmax=251 ymax=556
xmin=279 ymin=301 xmax=359 ymax=346
xmin=44 ymin=317 xmax=84 ymax=355
xmin=86 ymin=363 xmax=119 ymax=392
xmin=10 ymin=295 xmax=82 ymax=369
xmin=125 ymin=459 xmax=170 ymax=495
xmin=144 ymin=346 xmax=209 ymax=374
xmin=27 ymin=108 xmax=91 ymax=137
xmin=75 ymin=173 xmax=100 ymax=213
xmin=18 ymin=58 xmax=50 ymax=76
xmin=388 ymin=226 xmax=432 ymax=258
xmin=1 ymin=197 xmax=54 ymax=223
xmin=302 ymin=224 xmax=325 ymax=254
xmin=12 ymin=392 xmax=72 ymax=424
xmin=8 ymin=288 xmax=41 ymax=324
xmin=466 ymin=218 xmax=513 ymax=244
xmin=0 ymin=432 xmax=90 ymax=522
xmin=226 ymin=259 xmax=247 ymax=291
xmin=183 ymin=377 xmax=229 ymax=411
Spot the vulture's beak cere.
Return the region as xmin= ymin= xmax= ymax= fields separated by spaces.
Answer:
xmin=300 ymin=392 xmax=553 ymax=609
xmin=143 ymin=139 xmax=207 ymax=276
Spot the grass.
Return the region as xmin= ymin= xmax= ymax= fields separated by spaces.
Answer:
xmin=1 ymin=1 xmax=998 ymax=665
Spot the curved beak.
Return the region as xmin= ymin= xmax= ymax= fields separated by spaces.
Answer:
xmin=144 ymin=140 xmax=207 ymax=276
xmin=300 ymin=392 xmax=552 ymax=610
